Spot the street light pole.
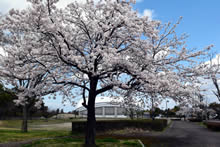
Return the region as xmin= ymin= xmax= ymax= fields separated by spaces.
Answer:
xmin=166 ymin=100 xmax=169 ymax=118
xmin=205 ymin=96 xmax=208 ymax=121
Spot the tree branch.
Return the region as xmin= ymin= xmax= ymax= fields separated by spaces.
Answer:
xmin=82 ymin=81 xmax=88 ymax=109
xmin=96 ymin=84 xmax=113 ymax=95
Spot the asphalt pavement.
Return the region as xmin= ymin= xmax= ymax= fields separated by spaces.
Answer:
xmin=151 ymin=120 xmax=220 ymax=147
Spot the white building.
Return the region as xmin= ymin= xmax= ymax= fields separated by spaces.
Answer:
xmin=75 ymin=97 xmax=128 ymax=118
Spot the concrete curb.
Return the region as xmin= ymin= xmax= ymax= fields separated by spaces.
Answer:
xmin=138 ymin=139 xmax=145 ymax=147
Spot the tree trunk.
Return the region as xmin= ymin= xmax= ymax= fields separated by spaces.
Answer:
xmin=129 ymin=109 xmax=134 ymax=120
xmin=151 ymin=111 xmax=155 ymax=120
xmin=21 ymin=104 xmax=28 ymax=132
xmin=85 ymin=78 xmax=98 ymax=146
xmin=151 ymin=96 xmax=155 ymax=120
xmin=85 ymin=102 xmax=96 ymax=146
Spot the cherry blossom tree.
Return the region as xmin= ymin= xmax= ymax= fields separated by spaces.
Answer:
xmin=0 ymin=34 xmax=61 ymax=132
xmin=118 ymin=94 xmax=145 ymax=119
xmin=210 ymin=55 xmax=220 ymax=102
xmin=0 ymin=0 xmax=213 ymax=145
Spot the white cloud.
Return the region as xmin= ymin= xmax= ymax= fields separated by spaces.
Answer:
xmin=0 ymin=0 xmax=145 ymax=14
xmin=56 ymin=0 xmax=89 ymax=9
xmin=200 ymin=78 xmax=219 ymax=104
xmin=0 ymin=0 xmax=29 ymax=14
xmin=205 ymin=54 xmax=220 ymax=67
xmin=139 ymin=9 xmax=154 ymax=20
xmin=0 ymin=0 xmax=115 ymax=14
xmin=0 ymin=0 xmax=87 ymax=14
xmin=191 ymin=54 xmax=220 ymax=105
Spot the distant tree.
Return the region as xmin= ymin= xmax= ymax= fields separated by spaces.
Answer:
xmin=72 ymin=110 xmax=79 ymax=118
xmin=0 ymin=46 xmax=59 ymax=132
xmin=150 ymin=107 xmax=164 ymax=119
xmin=211 ymin=75 xmax=220 ymax=102
xmin=171 ymin=106 xmax=180 ymax=113
xmin=0 ymin=83 xmax=24 ymax=119
xmin=165 ymin=108 xmax=176 ymax=117
xmin=0 ymin=45 xmax=62 ymax=132
xmin=55 ymin=108 xmax=60 ymax=119
xmin=56 ymin=109 xmax=60 ymax=114
xmin=209 ymin=102 xmax=220 ymax=119
xmin=61 ymin=109 xmax=64 ymax=114
xmin=120 ymin=95 xmax=144 ymax=120
xmin=39 ymin=102 xmax=50 ymax=120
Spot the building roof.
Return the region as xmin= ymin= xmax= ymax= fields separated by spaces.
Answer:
xmin=75 ymin=96 xmax=123 ymax=110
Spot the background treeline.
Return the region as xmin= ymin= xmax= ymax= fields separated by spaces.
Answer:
xmin=0 ymin=83 xmax=60 ymax=120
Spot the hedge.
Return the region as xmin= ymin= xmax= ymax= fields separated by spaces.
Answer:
xmin=188 ymin=118 xmax=203 ymax=122
xmin=72 ymin=119 xmax=167 ymax=133
xmin=204 ymin=121 xmax=220 ymax=131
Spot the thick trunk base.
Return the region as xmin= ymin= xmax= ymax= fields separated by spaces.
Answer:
xmin=84 ymin=78 xmax=98 ymax=146
xmin=21 ymin=119 xmax=28 ymax=132
xmin=21 ymin=105 xmax=28 ymax=132
xmin=85 ymin=112 xmax=96 ymax=146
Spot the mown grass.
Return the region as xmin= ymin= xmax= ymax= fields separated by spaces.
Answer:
xmin=0 ymin=129 xmax=142 ymax=147
xmin=0 ymin=119 xmax=80 ymax=143
xmin=0 ymin=119 xmax=167 ymax=146
xmin=28 ymin=119 xmax=73 ymax=125
xmin=0 ymin=119 xmax=75 ymax=128
xmin=22 ymin=137 xmax=142 ymax=147
xmin=0 ymin=129 xmax=71 ymax=143
xmin=0 ymin=120 xmax=22 ymax=129
xmin=0 ymin=119 xmax=76 ymax=131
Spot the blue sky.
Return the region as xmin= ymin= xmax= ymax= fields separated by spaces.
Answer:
xmin=134 ymin=0 xmax=220 ymax=110
xmin=0 ymin=0 xmax=220 ymax=112
xmin=135 ymin=0 xmax=220 ymax=53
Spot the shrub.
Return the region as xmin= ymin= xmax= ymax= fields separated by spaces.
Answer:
xmin=170 ymin=118 xmax=181 ymax=121
xmin=204 ymin=121 xmax=220 ymax=131
xmin=188 ymin=118 xmax=203 ymax=122
xmin=72 ymin=119 xmax=167 ymax=133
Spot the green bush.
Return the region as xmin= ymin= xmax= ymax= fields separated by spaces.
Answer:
xmin=72 ymin=119 xmax=167 ymax=133
xmin=188 ymin=118 xmax=203 ymax=122
xmin=204 ymin=121 xmax=220 ymax=131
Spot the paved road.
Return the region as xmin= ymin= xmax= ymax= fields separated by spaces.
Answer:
xmin=151 ymin=121 xmax=220 ymax=147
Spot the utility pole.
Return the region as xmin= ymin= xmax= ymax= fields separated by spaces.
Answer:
xmin=151 ymin=95 xmax=155 ymax=120
xmin=166 ymin=100 xmax=169 ymax=118
xmin=205 ymin=96 xmax=208 ymax=121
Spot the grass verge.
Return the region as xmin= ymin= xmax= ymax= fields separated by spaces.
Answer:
xmin=0 ymin=129 xmax=71 ymax=143
xmin=22 ymin=137 xmax=142 ymax=147
xmin=0 ymin=119 xmax=74 ymax=129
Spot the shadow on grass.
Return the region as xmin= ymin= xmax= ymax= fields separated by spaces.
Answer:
xmin=22 ymin=137 xmax=142 ymax=147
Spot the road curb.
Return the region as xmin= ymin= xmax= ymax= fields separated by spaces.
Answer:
xmin=138 ymin=139 xmax=145 ymax=147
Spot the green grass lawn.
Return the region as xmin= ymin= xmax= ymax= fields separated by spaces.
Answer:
xmin=22 ymin=137 xmax=142 ymax=147
xmin=0 ymin=119 xmax=74 ymax=143
xmin=0 ymin=129 xmax=142 ymax=146
xmin=0 ymin=119 xmax=75 ymax=129
xmin=0 ymin=129 xmax=71 ymax=143
xmin=0 ymin=119 xmax=162 ymax=146
xmin=0 ymin=120 xmax=22 ymax=129
xmin=28 ymin=119 xmax=73 ymax=125
xmin=0 ymin=119 xmax=76 ymax=131
xmin=0 ymin=119 xmax=78 ymax=128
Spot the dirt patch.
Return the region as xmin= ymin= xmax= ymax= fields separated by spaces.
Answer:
xmin=104 ymin=128 xmax=150 ymax=135
xmin=0 ymin=139 xmax=36 ymax=147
